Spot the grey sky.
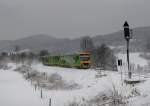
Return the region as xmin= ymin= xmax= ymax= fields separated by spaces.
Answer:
xmin=0 ymin=0 xmax=150 ymax=40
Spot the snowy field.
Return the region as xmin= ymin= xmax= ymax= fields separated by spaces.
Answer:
xmin=0 ymin=64 xmax=48 ymax=106
xmin=117 ymin=53 xmax=148 ymax=67
xmin=0 ymin=53 xmax=150 ymax=106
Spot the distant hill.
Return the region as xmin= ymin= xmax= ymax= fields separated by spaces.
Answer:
xmin=93 ymin=26 xmax=150 ymax=52
xmin=0 ymin=34 xmax=80 ymax=54
xmin=0 ymin=26 xmax=150 ymax=53
xmin=0 ymin=40 xmax=13 ymax=51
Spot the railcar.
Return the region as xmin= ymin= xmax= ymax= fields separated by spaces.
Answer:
xmin=41 ymin=51 xmax=91 ymax=69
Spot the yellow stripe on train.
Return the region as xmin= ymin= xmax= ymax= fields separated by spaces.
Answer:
xmin=80 ymin=61 xmax=91 ymax=64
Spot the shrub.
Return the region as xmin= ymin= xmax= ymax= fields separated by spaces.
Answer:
xmin=48 ymin=73 xmax=62 ymax=83
xmin=92 ymin=44 xmax=117 ymax=71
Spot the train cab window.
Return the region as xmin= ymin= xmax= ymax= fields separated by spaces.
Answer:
xmin=80 ymin=56 xmax=90 ymax=61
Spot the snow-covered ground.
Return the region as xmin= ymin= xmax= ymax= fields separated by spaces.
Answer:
xmin=0 ymin=64 xmax=48 ymax=106
xmin=117 ymin=52 xmax=148 ymax=67
xmin=1 ymin=63 xmax=122 ymax=106
xmin=31 ymin=64 xmax=120 ymax=105
xmin=0 ymin=53 xmax=150 ymax=106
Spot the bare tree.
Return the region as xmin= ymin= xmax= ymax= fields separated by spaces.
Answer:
xmin=92 ymin=44 xmax=117 ymax=71
xmin=19 ymin=52 xmax=27 ymax=64
xmin=39 ymin=50 xmax=49 ymax=57
xmin=1 ymin=52 xmax=8 ymax=57
xmin=27 ymin=52 xmax=35 ymax=67
xmin=14 ymin=45 xmax=20 ymax=53
xmin=14 ymin=45 xmax=20 ymax=65
xmin=145 ymin=38 xmax=150 ymax=52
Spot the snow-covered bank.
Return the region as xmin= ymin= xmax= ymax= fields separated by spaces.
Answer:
xmin=31 ymin=63 xmax=130 ymax=105
xmin=1 ymin=63 xmax=124 ymax=106
xmin=0 ymin=64 xmax=48 ymax=106
xmin=117 ymin=53 xmax=148 ymax=67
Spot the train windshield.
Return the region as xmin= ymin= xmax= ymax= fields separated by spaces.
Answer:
xmin=80 ymin=55 xmax=90 ymax=61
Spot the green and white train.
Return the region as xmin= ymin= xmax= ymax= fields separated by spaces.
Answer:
xmin=41 ymin=51 xmax=91 ymax=69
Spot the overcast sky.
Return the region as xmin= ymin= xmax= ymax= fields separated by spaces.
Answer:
xmin=0 ymin=0 xmax=150 ymax=40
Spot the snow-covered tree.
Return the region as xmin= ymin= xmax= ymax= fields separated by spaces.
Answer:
xmin=92 ymin=44 xmax=117 ymax=71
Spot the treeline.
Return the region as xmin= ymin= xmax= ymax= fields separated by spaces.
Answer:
xmin=0 ymin=49 xmax=49 ymax=65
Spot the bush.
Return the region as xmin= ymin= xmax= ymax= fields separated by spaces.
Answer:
xmin=48 ymin=73 xmax=62 ymax=83
xmin=92 ymin=44 xmax=117 ymax=71
xmin=26 ymin=71 xmax=39 ymax=79
xmin=66 ymin=100 xmax=89 ymax=106
xmin=14 ymin=66 xmax=81 ymax=90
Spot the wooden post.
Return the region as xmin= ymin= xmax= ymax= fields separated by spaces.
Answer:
xmin=35 ymin=84 xmax=37 ymax=91
xmin=139 ymin=68 xmax=140 ymax=81
xmin=27 ymin=72 xmax=29 ymax=78
xmin=41 ymin=90 xmax=43 ymax=99
xmin=120 ymin=66 xmax=123 ymax=86
xmin=49 ymin=98 xmax=51 ymax=106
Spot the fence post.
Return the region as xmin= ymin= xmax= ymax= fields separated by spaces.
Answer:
xmin=35 ymin=84 xmax=37 ymax=91
xmin=41 ymin=90 xmax=43 ymax=99
xmin=49 ymin=98 xmax=51 ymax=106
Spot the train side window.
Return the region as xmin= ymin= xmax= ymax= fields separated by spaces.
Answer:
xmin=73 ymin=55 xmax=78 ymax=62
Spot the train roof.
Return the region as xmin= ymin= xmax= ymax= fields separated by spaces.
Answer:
xmin=41 ymin=51 xmax=90 ymax=57
xmin=79 ymin=52 xmax=90 ymax=55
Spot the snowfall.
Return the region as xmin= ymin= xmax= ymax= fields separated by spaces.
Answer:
xmin=0 ymin=53 xmax=150 ymax=106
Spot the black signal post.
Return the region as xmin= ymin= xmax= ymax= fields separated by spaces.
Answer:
xmin=123 ymin=21 xmax=132 ymax=79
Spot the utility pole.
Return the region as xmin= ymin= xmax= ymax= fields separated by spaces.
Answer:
xmin=127 ymin=38 xmax=130 ymax=78
xmin=123 ymin=21 xmax=132 ymax=79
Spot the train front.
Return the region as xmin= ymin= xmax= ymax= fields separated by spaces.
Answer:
xmin=79 ymin=52 xmax=91 ymax=69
